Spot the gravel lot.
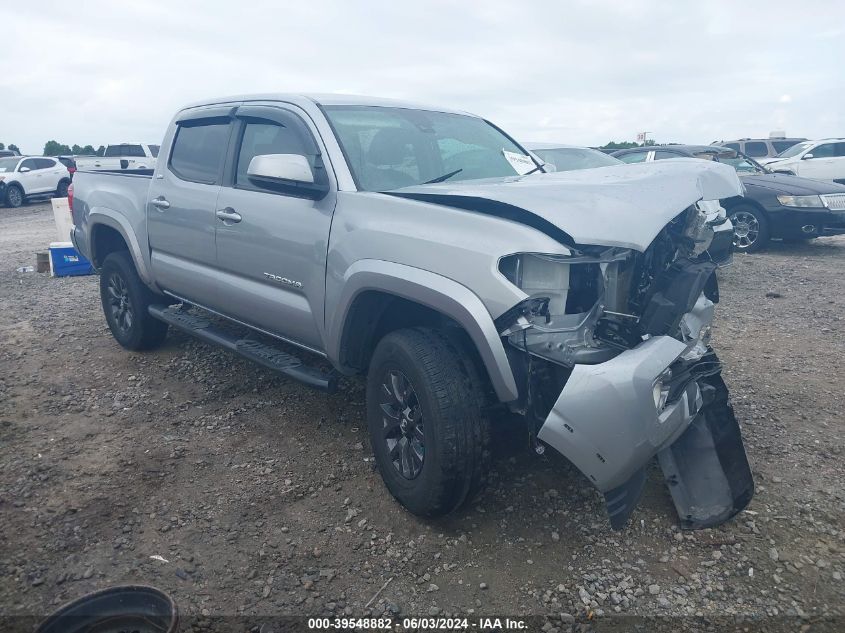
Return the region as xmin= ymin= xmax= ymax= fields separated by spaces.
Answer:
xmin=1 ymin=202 xmax=843 ymax=631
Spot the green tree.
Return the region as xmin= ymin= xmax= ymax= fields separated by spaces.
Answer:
xmin=81 ymin=145 xmax=96 ymax=156
xmin=43 ymin=140 xmax=72 ymax=156
xmin=0 ymin=143 xmax=4 ymax=150
xmin=8 ymin=144 xmax=20 ymax=153
xmin=96 ymin=145 xmax=105 ymax=157
xmin=600 ymin=140 xmax=640 ymax=150
xmin=71 ymin=144 xmax=83 ymax=155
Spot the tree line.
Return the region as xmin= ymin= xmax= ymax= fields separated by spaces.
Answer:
xmin=43 ymin=141 xmax=106 ymax=157
xmin=0 ymin=141 xmax=107 ymax=156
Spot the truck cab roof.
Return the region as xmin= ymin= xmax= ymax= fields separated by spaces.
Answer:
xmin=179 ymin=93 xmax=476 ymax=117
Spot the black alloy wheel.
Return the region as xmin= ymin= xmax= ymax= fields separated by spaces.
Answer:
xmin=379 ymin=369 xmax=425 ymax=479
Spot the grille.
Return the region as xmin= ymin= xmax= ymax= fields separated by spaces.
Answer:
xmin=822 ymin=194 xmax=845 ymax=211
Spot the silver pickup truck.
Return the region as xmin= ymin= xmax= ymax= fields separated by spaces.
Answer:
xmin=70 ymin=94 xmax=754 ymax=530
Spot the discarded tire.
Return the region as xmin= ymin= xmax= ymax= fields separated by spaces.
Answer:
xmin=36 ymin=585 xmax=178 ymax=633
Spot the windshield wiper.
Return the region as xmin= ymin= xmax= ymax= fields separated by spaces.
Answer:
xmin=422 ymin=168 xmax=463 ymax=184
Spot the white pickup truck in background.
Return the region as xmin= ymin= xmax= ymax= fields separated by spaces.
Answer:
xmin=74 ymin=143 xmax=159 ymax=172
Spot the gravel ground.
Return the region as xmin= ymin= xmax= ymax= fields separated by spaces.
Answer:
xmin=1 ymin=202 xmax=843 ymax=631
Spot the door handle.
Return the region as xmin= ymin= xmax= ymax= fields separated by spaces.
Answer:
xmin=216 ymin=207 xmax=242 ymax=223
xmin=151 ymin=197 xmax=170 ymax=210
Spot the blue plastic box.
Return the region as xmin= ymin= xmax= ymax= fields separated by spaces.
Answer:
xmin=49 ymin=242 xmax=95 ymax=277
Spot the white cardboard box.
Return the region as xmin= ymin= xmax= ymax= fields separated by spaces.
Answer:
xmin=50 ymin=197 xmax=74 ymax=243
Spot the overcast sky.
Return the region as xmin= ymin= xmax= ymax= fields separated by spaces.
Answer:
xmin=3 ymin=0 xmax=844 ymax=154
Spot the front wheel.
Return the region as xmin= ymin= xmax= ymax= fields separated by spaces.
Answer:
xmin=5 ymin=185 xmax=24 ymax=208
xmin=366 ymin=328 xmax=490 ymax=517
xmin=729 ymin=204 xmax=770 ymax=253
xmin=99 ymin=251 xmax=168 ymax=350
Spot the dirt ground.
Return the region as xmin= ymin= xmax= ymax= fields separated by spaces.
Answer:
xmin=1 ymin=202 xmax=843 ymax=631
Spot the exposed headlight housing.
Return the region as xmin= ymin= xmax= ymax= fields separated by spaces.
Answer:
xmin=777 ymin=194 xmax=824 ymax=208
xmin=652 ymin=369 xmax=672 ymax=412
xmin=499 ymin=253 xmax=571 ymax=315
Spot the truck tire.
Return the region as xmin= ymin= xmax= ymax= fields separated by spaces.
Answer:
xmin=99 ymin=251 xmax=168 ymax=351
xmin=5 ymin=184 xmax=24 ymax=208
xmin=366 ymin=327 xmax=490 ymax=517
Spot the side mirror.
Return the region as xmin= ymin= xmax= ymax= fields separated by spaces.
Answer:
xmin=19 ymin=166 xmax=31 ymax=173
xmin=247 ymin=154 xmax=328 ymax=200
xmin=802 ymin=153 xmax=814 ymax=160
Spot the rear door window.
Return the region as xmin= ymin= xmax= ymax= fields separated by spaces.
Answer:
xmin=148 ymin=145 xmax=160 ymax=158
xmin=724 ymin=143 xmax=741 ymax=152
xmin=743 ymin=141 xmax=768 ymax=157
xmin=169 ymin=120 xmax=231 ymax=184
xmin=34 ymin=158 xmax=57 ymax=169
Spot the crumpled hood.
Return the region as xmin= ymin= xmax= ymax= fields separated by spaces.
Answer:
xmin=741 ymin=172 xmax=845 ymax=195
xmin=387 ymin=159 xmax=743 ymax=251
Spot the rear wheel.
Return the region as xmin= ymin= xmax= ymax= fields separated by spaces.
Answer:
xmin=366 ymin=327 xmax=490 ymax=517
xmin=99 ymin=251 xmax=168 ymax=350
xmin=5 ymin=184 xmax=23 ymax=208
xmin=56 ymin=179 xmax=69 ymax=197
xmin=729 ymin=204 xmax=770 ymax=253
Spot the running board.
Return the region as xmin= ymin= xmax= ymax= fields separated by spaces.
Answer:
xmin=148 ymin=305 xmax=338 ymax=393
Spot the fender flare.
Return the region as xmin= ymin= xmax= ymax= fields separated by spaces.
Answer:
xmin=327 ymin=260 xmax=519 ymax=403
xmin=88 ymin=208 xmax=156 ymax=288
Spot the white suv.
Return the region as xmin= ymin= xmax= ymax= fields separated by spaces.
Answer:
xmin=760 ymin=139 xmax=845 ymax=184
xmin=0 ymin=156 xmax=71 ymax=207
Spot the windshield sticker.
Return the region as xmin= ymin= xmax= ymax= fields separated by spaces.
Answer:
xmin=502 ymin=150 xmax=535 ymax=175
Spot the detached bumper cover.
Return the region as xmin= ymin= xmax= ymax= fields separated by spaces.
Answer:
xmin=538 ymin=336 xmax=754 ymax=529
xmin=538 ymin=336 xmax=694 ymax=492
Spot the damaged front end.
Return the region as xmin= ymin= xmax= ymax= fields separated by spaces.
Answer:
xmin=496 ymin=200 xmax=754 ymax=530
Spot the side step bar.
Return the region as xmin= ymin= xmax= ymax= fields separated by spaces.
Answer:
xmin=148 ymin=305 xmax=338 ymax=393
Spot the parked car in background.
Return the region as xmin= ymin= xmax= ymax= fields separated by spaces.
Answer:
xmin=69 ymin=93 xmax=754 ymax=530
xmin=758 ymin=139 xmax=845 ymax=184
xmin=0 ymin=156 xmax=72 ymax=207
xmin=523 ymin=143 xmax=623 ymax=171
xmin=0 ymin=149 xmax=22 ymax=158
xmin=712 ymin=137 xmax=806 ymax=160
xmin=612 ymin=144 xmax=845 ymax=251
xmin=57 ymin=155 xmax=79 ymax=178
xmin=74 ymin=143 xmax=159 ymax=172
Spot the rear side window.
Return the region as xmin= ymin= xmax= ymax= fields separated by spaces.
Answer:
xmin=104 ymin=144 xmax=146 ymax=158
xmin=169 ymin=120 xmax=231 ymax=184
xmin=772 ymin=140 xmax=799 ymax=154
xmin=743 ymin=141 xmax=768 ymax=157
xmin=148 ymin=145 xmax=160 ymax=158
xmin=34 ymin=158 xmax=57 ymax=169
xmin=724 ymin=143 xmax=740 ymax=152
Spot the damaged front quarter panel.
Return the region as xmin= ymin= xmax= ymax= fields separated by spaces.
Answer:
xmin=499 ymin=200 xmax=754 ymax=530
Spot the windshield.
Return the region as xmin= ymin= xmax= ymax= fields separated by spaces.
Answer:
xmin=531 ymin=147 xmax=621 ymax=171
xmin=323 ymin=106 xmax=538 ymax=191
xmin=0 ymin=158 xmax=20 ymax=172
xmin=720 ymin=156 xmax=763 ymax=174
xmin=776 ymin=141 xmax=813 ymax=159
